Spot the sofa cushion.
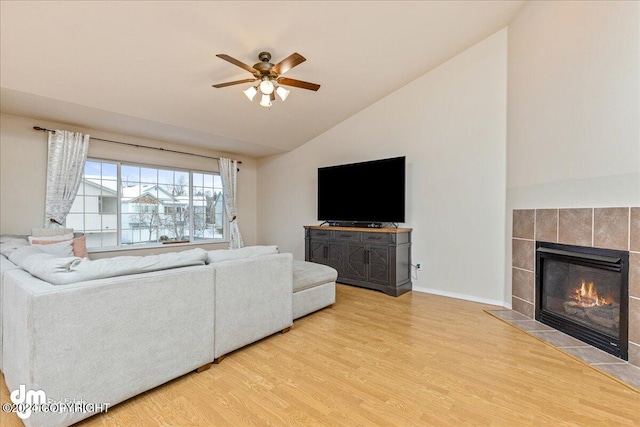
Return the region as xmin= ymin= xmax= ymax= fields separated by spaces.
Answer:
xmin=9 ymin=247 xmax=208 ymax=286
xmin=206 ymin=245 xmax=278 ymax=264
xmin=292 ymin=260 xmax=338 ymax=292
xmin=0 ymin=235 xmax=28 ymax=243
xmin=0 ymin=238 xmax=29 ymax=258
xmin=8 ymin=245 xmax=50 ymax=266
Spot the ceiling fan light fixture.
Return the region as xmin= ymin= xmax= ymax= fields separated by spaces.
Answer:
xmin=243 ymin=86 xmax=258 ymax=101
xmin=260 ymin=94 xmax=272 ymax=108
xmin=259 ymin=79 xmax=274 ymax=95
xmin=276 ymin=86 xmax=290 ymax=102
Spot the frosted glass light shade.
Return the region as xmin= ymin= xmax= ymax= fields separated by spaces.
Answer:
xmin=243 ymin=86 xmax=258 ymax=101
xmin=260 ymin=94 xmax=272 ymax=107
xmin=276 ymin=86 xmax=290 ymax=102
xmin=259 ymin=79 xmax=274 ymax=95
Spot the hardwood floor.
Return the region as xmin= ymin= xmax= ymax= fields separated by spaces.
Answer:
xmin=2 ymin=284 xmax=639 ymax=426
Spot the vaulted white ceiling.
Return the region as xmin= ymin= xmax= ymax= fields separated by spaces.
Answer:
xmin=1 ymin=1 xmax=525 ymax=157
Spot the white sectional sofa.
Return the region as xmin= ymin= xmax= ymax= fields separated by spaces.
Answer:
xmin=0 ymin=243 xmax=335 ymax=427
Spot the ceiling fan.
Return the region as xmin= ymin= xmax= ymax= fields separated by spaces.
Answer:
xmin=212 ymin=51 xmax=321 ymax=107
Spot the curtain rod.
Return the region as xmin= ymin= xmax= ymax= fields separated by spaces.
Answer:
xmin=33 ymin=126 xmax=242 ymax=164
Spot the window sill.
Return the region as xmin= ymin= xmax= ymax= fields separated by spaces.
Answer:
xmin=87 ymin=239 xmax=228 ymax=254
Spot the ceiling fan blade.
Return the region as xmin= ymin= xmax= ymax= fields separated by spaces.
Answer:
xmin=212 ymin=78 xmax=257 ymax=88
xmin=216 ymin=54 xmax=259 ymax=75
xmin=277 ymin=77 xmax=321 ymax=91
xmin=271 ymin=53 xmax=306 ymax=75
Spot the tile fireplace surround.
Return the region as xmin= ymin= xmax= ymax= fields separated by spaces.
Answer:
xmin=511 ymin=207 xmax=640 ymax=368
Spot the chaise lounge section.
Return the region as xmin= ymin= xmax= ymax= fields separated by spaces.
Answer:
xmin=292 ymin=259 xmax=337 ymax=319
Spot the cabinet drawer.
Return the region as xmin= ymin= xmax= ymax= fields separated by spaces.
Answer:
xmin=309 ymin=229 xmax=333 ymax=239
xmin=362 ymin=233 xmax=391 ymax=244
xmin=334 ymin=231 xmax=361 ymax=242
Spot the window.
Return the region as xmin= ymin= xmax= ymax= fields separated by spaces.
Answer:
xmin=98 ymin=196 xmax=117 ymax=214
xmin=67 ymin=160 xmax=225 ymax=250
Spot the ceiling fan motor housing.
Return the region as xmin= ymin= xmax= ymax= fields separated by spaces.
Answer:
xmin=255 ymin=52 xmax=274 ymax=75
xmin=258 ymin=51 xmax=271 ymax=62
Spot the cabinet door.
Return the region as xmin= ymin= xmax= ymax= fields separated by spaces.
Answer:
xmin=326 ymin=241 xmax=345 ymax=274
xmin=368 ymin=245 xmax=390 ymax=285
xmin=309 ymin=241 xmax=327 ymax=264
xmin=346 ymin=243 xmax=367 ymax=281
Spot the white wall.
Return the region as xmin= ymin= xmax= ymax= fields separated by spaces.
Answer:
xmin=0 ymin=113 xmax=258 ymax=257
xmin=505 ymin=1 xmax=640 ymax=302
xmin=257 ymin=29 xmax=508 ymax=305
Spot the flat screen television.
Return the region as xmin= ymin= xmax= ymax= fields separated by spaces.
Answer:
xmin=317 ymin=156 xmax=405 ymax=224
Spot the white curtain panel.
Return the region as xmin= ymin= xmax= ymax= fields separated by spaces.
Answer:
xmin=219 ymin=157 xmax=244 ymax=249
xmin=44 ymin=130 xmax=90 ymax=228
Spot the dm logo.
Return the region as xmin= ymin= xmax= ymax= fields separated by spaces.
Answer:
xmin=10 ymin=384 xmax=46 ymax=419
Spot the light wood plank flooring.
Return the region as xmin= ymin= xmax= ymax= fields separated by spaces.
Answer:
xmin=2 ymin=284 xmax=639 ymax=426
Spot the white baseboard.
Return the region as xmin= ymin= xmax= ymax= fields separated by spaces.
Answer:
xmin=412 ymin=286 xmax=509 ymax=308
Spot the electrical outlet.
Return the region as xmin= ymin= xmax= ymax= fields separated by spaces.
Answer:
xmin=416 ymin=262 xmax=422 ymax=270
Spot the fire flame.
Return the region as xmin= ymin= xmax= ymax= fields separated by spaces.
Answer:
xmin=570 ymin=279 xmax=613 ymax=307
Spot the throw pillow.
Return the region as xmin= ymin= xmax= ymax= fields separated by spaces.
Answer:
xmin=31 ymin=236 xmax=88 ymax=258
xmin=30 ymin=227 xmax=74 ymax=237
xmin=32 ymin=239 xmax=74 ymax=257
xmin=71 ymin=235 xmax=88 ymax=258
xmin=20 ymin=247 xmax=207 ymax=286
xmin=28 ymin=233 xmax=74 ymax=244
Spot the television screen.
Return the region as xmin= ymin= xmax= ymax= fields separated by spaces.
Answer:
xmin=317 ymin=156 xmax=405 ymax=223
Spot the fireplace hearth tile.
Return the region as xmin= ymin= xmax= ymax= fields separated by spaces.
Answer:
xmin=558 ymin=208 xmax=592 ymax=247
xmin=631 ymin=253 xmax=640 ymax=298
xmin=511 ymin=297 xmax=534 ymax=318
xmin=631 ymin=207 xmax=640 ymax=252
xmin=629 ymin=342 xmax=640 ymax=367
xmin=629 ymin=297 xmax=640 ymax=345
xmin=512 ymin=239 xmax=534 ymax=271
xmin=563 ymin=347 xmax=625 ymax=364
xmin=594 ymin=207 xmax=629 ymax=251
xmin=486 ymin=309 xmax=639 ymax=389
xmin=513 ymin=209 xmax=535 ymax=239
xmin=510 ymin=320 xmax=554 ymax=332
xmin=489 ymin=309 xmax=531 ymax=321
xmin=535 ymin=209 xmax=558 ymax=243
xmin=529 ymin=330 xmax=590 ymax=348
xmin=512 ymin=268 xmax=534 ymax=303
xmin=594 ymin=363 xmax=640 ymax=389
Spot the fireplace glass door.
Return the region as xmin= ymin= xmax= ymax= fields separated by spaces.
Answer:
xmin=536 ymin=242 xmax=629 ymax=360
xmin=541 ymin=260 xmax=621 ymax=337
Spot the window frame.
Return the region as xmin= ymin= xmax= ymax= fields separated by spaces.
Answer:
xmin=70 ymin=158 xmax=227 ymax=253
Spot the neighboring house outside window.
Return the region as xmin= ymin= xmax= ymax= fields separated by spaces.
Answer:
xmin=67 ymin=160 xmax=225 ymax=250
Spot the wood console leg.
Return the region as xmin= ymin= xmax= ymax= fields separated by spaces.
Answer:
xmin=281 ymin=326 xmax=291 ymax=334
xmin=196 ymin=363 xmax=211 ymax=373
xmin=213 ymin=355 xmax=226 ymax=364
